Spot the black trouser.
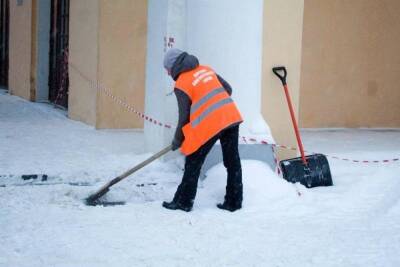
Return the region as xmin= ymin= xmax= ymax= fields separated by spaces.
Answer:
xmin=173 ymin=125 xmax=242 ymax=208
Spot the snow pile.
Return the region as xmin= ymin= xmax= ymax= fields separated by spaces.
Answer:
xmin=239 ymin=112 xmax=275 ymax=144
xmin=201 ymin=160 xmax=296 ymax=208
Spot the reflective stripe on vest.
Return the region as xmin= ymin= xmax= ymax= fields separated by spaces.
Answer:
xmin=192 ymin=97 xmax=233 ymax=127
xmin=190 ymin=87 xmax=226 ymax=114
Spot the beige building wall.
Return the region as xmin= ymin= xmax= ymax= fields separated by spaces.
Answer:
xmin=68 ymin=0 xmax=99 ymax=126
xmin=96 ymin=0 xmax=147 ymax=129
xmin=262 ymin=0 xmax=305 ymax=159
xmin=300 ymin=0 xmax=400 ymax=128
xmin=8 ymin=0 xmax=33 ymax=100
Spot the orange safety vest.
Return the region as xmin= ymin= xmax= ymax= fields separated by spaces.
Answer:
xmin=175 ymin=65 xmax=243 ymax=155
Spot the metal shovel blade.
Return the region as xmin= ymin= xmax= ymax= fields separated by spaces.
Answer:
xmin=279 ymin=154 xmax=333 ymax=188
xmin=85 ymin=187 xmax=110 ymax=205
xmin=85 ymin=187 xmax=126 ymax=206
xmin=84 ymin=145 xmax=172 ymax=206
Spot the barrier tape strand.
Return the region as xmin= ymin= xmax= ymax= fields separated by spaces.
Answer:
xmin=68 ymin=61 xmax=399 ymax=165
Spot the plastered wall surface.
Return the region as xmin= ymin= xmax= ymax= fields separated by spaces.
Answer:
xmin=300 ymin=0 xmax=400 ymax=128
xmin=8 ymin=0 xmax=32 ymax=100
xmin=186 ymin=0 xmax=266 ymax=138
xmin=145 ymin=0 xmax=269 ymax=153
xmin=68 ymin=0 xmax=99 ymax=126
xmin=262 ymin=0 xmax=305 ymax=159
xmin=144 ymin=0 xmax=170 ymax=152
xmin=96 ymin=0 xmax=147 ymax=129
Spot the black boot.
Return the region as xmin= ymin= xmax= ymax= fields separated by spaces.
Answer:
xmin=162 ymin=201 xmax=192 ymax=212
xmin=218 ymin=182 xmax=243 ymax=212
xmin=217 ymin=201 xmax=242 ymax=212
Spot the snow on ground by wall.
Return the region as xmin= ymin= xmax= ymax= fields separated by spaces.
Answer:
xmin=1 ymin=91 xmax=400 ymax=267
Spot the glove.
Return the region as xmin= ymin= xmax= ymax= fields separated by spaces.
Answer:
xmin=171 ymin=138 xmax=181 ymax=151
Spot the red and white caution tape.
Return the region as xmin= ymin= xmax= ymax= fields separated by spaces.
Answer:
xmin=327 ymin=156 xmax=399 ymax=164
xmin=69 ymin=62 xmax=172 ymax=129
xmin=243 ymin=137 xmax=400 ymax=164
xmin=69 ymin=62 xmax=399 ymax=165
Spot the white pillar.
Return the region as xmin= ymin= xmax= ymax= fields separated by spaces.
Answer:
xmin=186 ymin=0 xmax=270 ymax=140
xmin=144 ymin=0 xmax=186 ymax=153
xmin=145 ymin=0 xmax=272 ymax=154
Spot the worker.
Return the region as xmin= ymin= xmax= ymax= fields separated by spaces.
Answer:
xmin=162 ymin=48 xmax=243 ymax=212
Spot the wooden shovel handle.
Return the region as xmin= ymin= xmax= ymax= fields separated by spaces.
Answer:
xmin=108 ymin=145 xmax=173 ymax=187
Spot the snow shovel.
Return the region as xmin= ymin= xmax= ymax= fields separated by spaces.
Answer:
xmin=272 ymin=66 xmax=333 ymax=188
xmin=85 ymin=145 xmax=172 ymax=206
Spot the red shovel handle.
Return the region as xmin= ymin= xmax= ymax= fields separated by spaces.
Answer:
xmin=273 ymin=66 xmax=307 ymax=165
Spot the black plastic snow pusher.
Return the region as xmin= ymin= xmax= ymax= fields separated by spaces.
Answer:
xmin=272 ymin=66 xmax=333 ymax=188
xmin=85 ymin=145 xmax=172 ymax=206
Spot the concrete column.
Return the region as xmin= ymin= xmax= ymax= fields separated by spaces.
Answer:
xmin=145 ymin=0 xmax=272 ymax=149
xmin=96 ymin=0 xmax=147 ymax=129
xmin=186 ymin=0 xmax=276 ymax=176
xmin=68 ymin=0 xmax=99 ymax=126
xmin=186 ymin=0 xmax=269 ymax=140
xmin=8 ymin=0 xmax=33 ymax=100
xmin=144 ymin=0 xmax=187 ymax=153
xmin=145 ymin=0 xmax=276 ymax=171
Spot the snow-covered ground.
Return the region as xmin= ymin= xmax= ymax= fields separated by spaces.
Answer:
xmin=1 ymin=90 xmax=400 ymax=267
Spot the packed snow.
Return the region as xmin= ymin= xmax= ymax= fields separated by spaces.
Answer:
xmin=1 ymin=90 xmax=400 ymax=267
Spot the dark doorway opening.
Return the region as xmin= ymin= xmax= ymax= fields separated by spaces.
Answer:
xmin=49 ymin=0 xmax=69 ymax=108
xmin=0 ymin=0 xmax=9 ymax=89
